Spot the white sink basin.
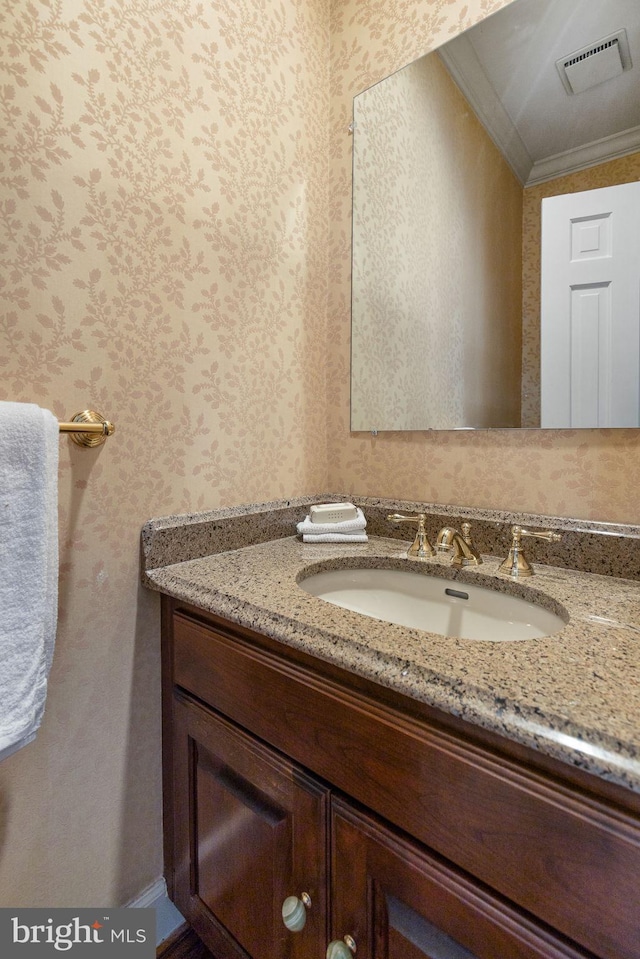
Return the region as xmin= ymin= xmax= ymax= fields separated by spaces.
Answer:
xmin=299 ymin=567 xmax=566 ymax=641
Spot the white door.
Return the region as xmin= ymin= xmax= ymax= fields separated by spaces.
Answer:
xmin=540 ymin=182 xmax=640 ymax=428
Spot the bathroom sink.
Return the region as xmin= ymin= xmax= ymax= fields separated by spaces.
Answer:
xmin=299 ymin=567 xmax=566 ymax=641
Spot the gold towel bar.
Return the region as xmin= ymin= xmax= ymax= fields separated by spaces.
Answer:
xmin=59 ymin=410 xmax=116 ymax=448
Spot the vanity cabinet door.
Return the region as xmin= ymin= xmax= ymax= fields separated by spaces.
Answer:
xmin=171 ymin=692 xmax=329 ymax=959
xmin=329 ymin=797 xmax=590 ymax=959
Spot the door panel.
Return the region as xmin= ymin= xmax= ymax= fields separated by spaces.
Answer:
xmin=172 ymin=692 xmax=329 ymax=959
xmin=541 ymin=182 xmax=640 ymax=427
xmin=195 ymin=746 xmax=290 ymax=950
xmin=386 ymin=896 xmax=476 ymax=959
xmin=330 ymin=797 xmax=590 ymax=959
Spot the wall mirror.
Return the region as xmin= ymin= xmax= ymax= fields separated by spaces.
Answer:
xmin=350 ymin=0 xmax=640 ymax=430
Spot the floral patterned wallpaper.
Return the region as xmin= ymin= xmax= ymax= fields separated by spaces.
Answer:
xmin=327 ymin=0 xmax=640 ymax=524
xmin=1 ymin=0 xmax=638 ymax=919
xmin=351 ymin=49 xmax=522 ymax=430
xmin=0 ymin=0 xmax=329 ymax=908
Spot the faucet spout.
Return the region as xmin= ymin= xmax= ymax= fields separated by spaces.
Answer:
xmin=436 ymin=523 xmax=482 ymax=567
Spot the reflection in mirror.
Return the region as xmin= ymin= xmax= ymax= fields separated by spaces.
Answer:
xmin=350 ymin=0 xmax=640 ymax=430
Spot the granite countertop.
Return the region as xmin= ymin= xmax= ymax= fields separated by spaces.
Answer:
xmin=143 ymin=497 xmax=640 ymax=793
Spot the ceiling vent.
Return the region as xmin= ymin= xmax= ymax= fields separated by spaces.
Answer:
xmin=556 ymin=29 xmax=632 ymax=95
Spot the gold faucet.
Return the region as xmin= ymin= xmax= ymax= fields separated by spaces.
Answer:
xmin=387 ymin=513 xmax=435 ymax=560
xmin=436 ymin=522 xmax=482 ymax=567
xmin=498 ymin=525 xmax=561 ymax=578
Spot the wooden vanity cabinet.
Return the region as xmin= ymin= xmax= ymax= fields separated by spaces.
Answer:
xmin=162 ymin=598 xmax=640 ymax=959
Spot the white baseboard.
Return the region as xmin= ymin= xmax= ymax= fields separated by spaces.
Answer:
xmin=127 ymin=877 xmax=185 ymax=945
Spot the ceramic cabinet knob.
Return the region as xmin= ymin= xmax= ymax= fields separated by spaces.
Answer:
xmin=326 ymin=934 xmax=357 ymax=958
xmin=281 ymin=892 xmax=311 ymax=932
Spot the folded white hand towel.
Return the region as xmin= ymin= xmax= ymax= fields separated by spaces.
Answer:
xmin=302 ymin=532 xmax=368 ymax=543
xmin=0 ymin=402 xmax=59 ymax=762
xmin=297 ymin=507 xmax=367 ymax=536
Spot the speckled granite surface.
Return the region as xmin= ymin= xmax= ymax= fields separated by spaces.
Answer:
xmin=142 ymin=494 xmax=640 ymax=579
xmin=142 ymin=497 xmax=640 ymax=792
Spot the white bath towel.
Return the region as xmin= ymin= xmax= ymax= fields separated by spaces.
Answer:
xmin=0 ymin=402 xmax=59 ymax=762
xmin=297 ymin=507 xmax=367 ymax=537
xmin=301 ymin=532 xmax=368 ymax=543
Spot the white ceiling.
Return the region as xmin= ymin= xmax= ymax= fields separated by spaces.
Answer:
xmin=438 ymin=0 xmax=640 ymax=185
